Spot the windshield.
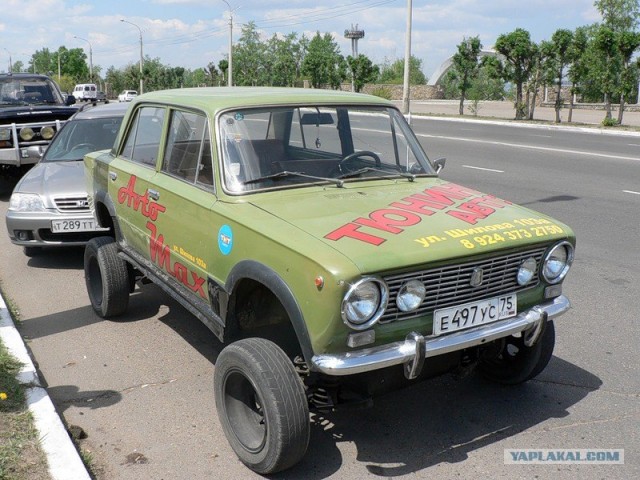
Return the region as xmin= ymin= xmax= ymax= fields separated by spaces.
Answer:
xmin=219 ymin=105 xmax=434 ymax=194
xmin=42 ymin=116 xmax=123 ymax=162
xmin=0 ymin=77 xmax=64 ymax=105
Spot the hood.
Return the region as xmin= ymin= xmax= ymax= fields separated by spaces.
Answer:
xmin=0 ymin=104 xmax=78 ymax=122
xmin=15 ymin=161 xmax=86 ymax=205
xmin=248 ymin=179 xmax=573 ymax=273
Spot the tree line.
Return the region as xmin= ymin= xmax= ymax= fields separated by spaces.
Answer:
xmin=7 ymin=21 xmax=427 ymax=99
xmin=445 ymin=0 xmax=640 ymax=125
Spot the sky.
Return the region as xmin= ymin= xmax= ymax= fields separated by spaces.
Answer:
xmin=0 ymin=0 xmax=603 ymax=81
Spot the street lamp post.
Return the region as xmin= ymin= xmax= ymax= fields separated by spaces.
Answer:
xmin=402 ymin=0 xmax=412 ymax=115
xmin=120 ymin=19 xmax=144 ymax=94
xmin=3 ymin=48 xmax=12 ymax=73
xmin=222 ymin=0 xmax=234 ymax=86
xmin=74 ymin=35 xmax=93 ymax=82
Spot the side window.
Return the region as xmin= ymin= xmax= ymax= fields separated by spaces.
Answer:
xmin=162 ymin=110 xmax=213 ymax=188
xmin=120 ymin=106 xmax=165 ymax=167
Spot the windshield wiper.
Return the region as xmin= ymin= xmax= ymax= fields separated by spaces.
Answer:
xmin=338 ymin=166 xmax=416 ymax=182
xmin=243 ymin=170 xmax=344 ymax=188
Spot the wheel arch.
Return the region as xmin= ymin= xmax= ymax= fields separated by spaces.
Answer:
xmin=225 ymin=260 xmax=314 ymax=364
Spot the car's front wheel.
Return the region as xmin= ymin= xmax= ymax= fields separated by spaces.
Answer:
xmin=84 ymin=236 xmax=130 ymax=318
xmin=214 ymin=338 xmax=310 ymax=474
xmin=479 ymin=320 xmax=555 ymax=385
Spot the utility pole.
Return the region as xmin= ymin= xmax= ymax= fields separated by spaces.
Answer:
xmin=2 ymin=48 xmax=12 ymax=73
xmin=344 ymin=25 xmax=365 ymax=92
xmin=402 ymin=0 xmax=412 ymax=114
xmin=222 ymin=1 xmax=235 ymax=86
xmin=74 ymin=35 xmax=93 ymax=82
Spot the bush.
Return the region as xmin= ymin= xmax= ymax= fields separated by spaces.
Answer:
xmin=601 ymin=117 xmax=619 ymax=127
xmin=371 ymin=86 xmax=393 ymax=100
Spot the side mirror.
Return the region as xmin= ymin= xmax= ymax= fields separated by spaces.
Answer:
xmin=66 ymin=95 xmax=76 ymax=106
xmin=433 ymin=157 xmax=446 ymax=174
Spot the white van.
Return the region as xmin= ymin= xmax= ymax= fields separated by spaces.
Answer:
xmin=72 ymin=83 xmax=97 ymax=101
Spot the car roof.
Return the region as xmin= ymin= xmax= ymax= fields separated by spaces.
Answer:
xmin=131 ymin=87 xmax=393 ymax=115
xmin=0 ymin=73 xmax=54 ymax=81
xmin=72 ymin=102 xmax=130 ymax=120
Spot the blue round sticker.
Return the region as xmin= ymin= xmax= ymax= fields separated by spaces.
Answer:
xmin=218 ymin=225 xmax=233 ymax=255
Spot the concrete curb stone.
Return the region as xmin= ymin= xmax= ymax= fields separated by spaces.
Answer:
xmin=0 ymin=293 xmax=91 ymax=480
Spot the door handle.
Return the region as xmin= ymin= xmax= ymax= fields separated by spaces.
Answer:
xmin=148 ymin=189 xmax=160 ymax=201
xmin=109 ymin=172 xmax=117 ymax=181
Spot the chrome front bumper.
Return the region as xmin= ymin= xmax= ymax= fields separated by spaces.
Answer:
xmin=311 ymin=295 xmax=570 ymax=379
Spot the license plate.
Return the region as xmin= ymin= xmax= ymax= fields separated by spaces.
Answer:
xmin=433 ymin=294 xmax=517 ymax=336
xmin=51 ymin=219 xmax=102 ymax=233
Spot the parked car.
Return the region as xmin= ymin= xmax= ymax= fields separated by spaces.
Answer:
xmin=1 ymin=73 xmax=77 ymax=175
xmin=96 ymin=91 xmax=106 ymax=102
xmin=118 ymin=90 xmax=137 ymax=102
xmin=5 ymin=102 xmax=128 ymax=256
xmin=83 ymin=87 xmax=575 ymax=474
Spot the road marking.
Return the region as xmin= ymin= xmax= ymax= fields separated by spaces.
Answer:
xmin=417 ymin=133 xmax=640 ymax=162
xmin=623 ymin=190 xmax=640 ymax=195
xmin=629 ymin=144 xmax=640 ymax=147
xmin=530 ymin=134 xmax=553 ymax=138
xmin=462 ymin=165 xmax=504 ymax=173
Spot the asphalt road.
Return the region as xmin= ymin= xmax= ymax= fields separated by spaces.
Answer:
xmin=1 ymin=118 xmax=639 ymax=479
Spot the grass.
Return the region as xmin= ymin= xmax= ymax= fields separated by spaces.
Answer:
xmin=0 ymin=294 xmax=50 ymax=480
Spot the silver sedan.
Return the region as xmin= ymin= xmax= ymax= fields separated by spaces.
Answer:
xmin=5 ymin=102 xmax=128 ymax=256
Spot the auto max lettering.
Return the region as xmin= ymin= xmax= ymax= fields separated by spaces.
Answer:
xmin=325 ymin=183 xmax=512 ymax=246
xmin=117 ymin=175 xmax=206 ymax=298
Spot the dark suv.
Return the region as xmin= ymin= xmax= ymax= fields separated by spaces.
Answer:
xmin=1 ymin=73 xmax=77 ymax=175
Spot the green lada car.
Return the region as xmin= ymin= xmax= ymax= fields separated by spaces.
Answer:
xmin=83 ymin=87 xmax=575 ymax=474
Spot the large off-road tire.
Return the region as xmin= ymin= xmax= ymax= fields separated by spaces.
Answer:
xmin=214 ymin=338 xmax=310 ymax=474
xmin=84 ymin=236 xmax=130 ymax=318
xmin=479 ymin=320 xmax=555 ymax=385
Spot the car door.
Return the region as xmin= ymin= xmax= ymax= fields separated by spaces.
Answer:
xmin=143 ymin=107 xmax=223 ymax=315
xmin=108 ymin=104 xmax=165 ymax=259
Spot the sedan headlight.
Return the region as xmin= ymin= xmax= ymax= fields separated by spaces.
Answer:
xmin=9 ymin=193 xmax=46 ymax=212
xmin=396 ymin=279 xmax=426 ymax=312
xmin=542 ymin=241 xmax=574 ymax=284
xmin=517 ymin=257 xmax=537 ymax=286
xmin=341 ymin=277 xmax=388 ymax=330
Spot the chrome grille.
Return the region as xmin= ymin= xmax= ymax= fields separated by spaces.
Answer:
xmin=380 ymin=247 xmax=547 ymax=323
xmin=54 ymin=196 xmax=91 ymax=212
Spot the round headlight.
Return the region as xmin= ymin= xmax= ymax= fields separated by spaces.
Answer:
xmin=341 ymin=278 xmax=388 ymax=330
xmin=396 ymin=279 xmax=426 ymax=312
xmin=19 ymin=127 xmax=35 ymax=141
xmin=41 ymin=126 xmax=55 ymax=140
xmin=517 ymin=257 xmax=537 ymax=286
xmin=542 ymin=241 xmax=574 ymax=284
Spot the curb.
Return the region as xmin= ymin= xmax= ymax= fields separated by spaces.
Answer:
xmin=408 ymin=112 xmax=640 ymax=137
xmin=0 ymin=293 xmax=91 ymax=480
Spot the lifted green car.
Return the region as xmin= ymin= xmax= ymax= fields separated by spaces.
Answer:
xmin=84 ymin=87 xmax=575 ymax=474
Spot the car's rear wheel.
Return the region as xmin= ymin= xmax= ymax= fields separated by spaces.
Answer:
xmin=84 ymin=236 xmax=130 ymax=318
xmin=214 ymin=338 xmax=309 ymax=474
xmin=479 ymin=320 xmax=555 ymax=385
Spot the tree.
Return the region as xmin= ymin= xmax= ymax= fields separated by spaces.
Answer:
xmin=267 ymin=33 xmax=300 ymax=87
xmin=593 ymin=26 xmax=621 ymax=120
xmin=595 ymin=0 xmax=640 ymax=32
xmin=451 ymin=36 xmax=482 ymax=115
xmin=566 ymin=27 xmax=590 ymax=122
xmin=494 ymin=28 xmax=537 ymax=119
xmin=218 ymin=59 xmax=228 ymax=85
xmin=301 ymin=32 xmax=346 ymax=89
xmin=233 ymin=21 xmax=267 ymax=86
xmin=377 ymin=55 xmax=427 ymax=85
xmin=615 ymin=30 xmax=640 ymax=123
xmin=346 ymin=54 xmax=378 ymax=92
xmin=545 ymin=29 xmax=574 ymax=123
